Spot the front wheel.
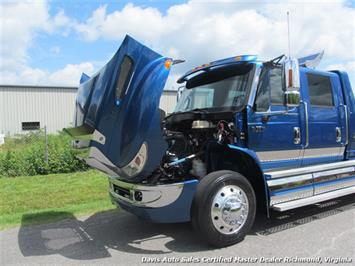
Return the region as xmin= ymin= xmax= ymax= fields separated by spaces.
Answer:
xmin=191 ymin=170 xmax=256 ymax=247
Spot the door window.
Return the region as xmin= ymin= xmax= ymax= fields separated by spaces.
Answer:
xmin=255 ymin=66 xmax=284 ymax=111
xmin=306 ymin=73 xmax=334 ymax=107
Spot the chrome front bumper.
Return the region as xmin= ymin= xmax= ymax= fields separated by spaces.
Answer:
xmin=108 ymin=177 xmax=199 ymax=223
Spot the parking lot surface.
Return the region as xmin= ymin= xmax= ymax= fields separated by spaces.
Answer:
xmin=1 ymin=195 xmax=354 ymax=266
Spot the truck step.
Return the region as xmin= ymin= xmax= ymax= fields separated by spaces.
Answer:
xmin=272 ymin=186 xmax=355 ymax=211
xmin=265 ymin=160 xmax=355 ymax=208
xmin=265 ymin=160 xmax=355 ymax=179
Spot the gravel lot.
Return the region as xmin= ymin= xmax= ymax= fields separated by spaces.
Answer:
xmin=1 ymin=194 xmax=354 ymax=266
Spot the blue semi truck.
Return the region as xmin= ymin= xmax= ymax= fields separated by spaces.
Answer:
xmin=66 ymin=35 xmax=355 ymax=247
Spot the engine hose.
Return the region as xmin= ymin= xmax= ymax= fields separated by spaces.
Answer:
xmin=164 ymin=152 xmax=201 ymax=168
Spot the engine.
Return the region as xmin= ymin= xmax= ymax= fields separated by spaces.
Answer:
xmin=146 ymin=116 xmax=238 ymax=184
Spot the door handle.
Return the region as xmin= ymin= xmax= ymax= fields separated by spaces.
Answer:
xmin=294 ymin=127 xmax=301 ymax=144
xmin=336 ymin=127 xmax=341 ymax=143
xmin=252 ymin=125 xmax=265 ymax=133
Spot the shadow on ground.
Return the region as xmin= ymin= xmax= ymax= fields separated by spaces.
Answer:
xmin=18 ymin=194 xmax=355 ymax=260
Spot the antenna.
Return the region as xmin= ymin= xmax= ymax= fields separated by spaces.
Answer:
xmin=287 ymin=11 xmax=291 ymax=58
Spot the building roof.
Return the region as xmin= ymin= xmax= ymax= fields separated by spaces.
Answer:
xmin=0 ymin=84 xmax=177 ymax=93
xmin=0 ymin=84 xmax=78 ymax=90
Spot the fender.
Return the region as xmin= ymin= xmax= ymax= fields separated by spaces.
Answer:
xmin=227 ymin=144 xmax=270 ymax=217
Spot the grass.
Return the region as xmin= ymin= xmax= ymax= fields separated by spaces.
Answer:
xmin=0 ymin=170 xmax=116 ymax=230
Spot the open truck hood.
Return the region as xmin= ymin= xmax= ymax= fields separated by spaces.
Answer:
xmin=65 ymin=35 xmax=171 ymax=181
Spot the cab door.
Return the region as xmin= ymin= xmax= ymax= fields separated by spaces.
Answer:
xmin=248 ymin=65 xmax=303 ymax=170
xmin=300 ymin=69 xmax=345 ymax=166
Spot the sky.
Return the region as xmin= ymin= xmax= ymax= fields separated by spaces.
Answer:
xmin=1 ymin=0 xmax=354 ymax=90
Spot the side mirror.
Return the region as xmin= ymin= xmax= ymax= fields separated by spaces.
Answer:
xmin=177 ymin=86 xmax=184 ymax=102
xmin=284 ymin=90 xmax=300 ymax=107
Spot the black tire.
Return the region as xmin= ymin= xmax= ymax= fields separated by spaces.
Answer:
xmin=191 ymin=170 xmax=256 ymax=247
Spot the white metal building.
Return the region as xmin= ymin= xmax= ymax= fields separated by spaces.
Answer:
xmin=0 ymin=85 xmax=176 ymax=135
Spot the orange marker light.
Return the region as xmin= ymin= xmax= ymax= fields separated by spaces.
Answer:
xmin=164 ymin=59 xmax=172 ymax=70
xmin=288 ymin=69 xmax=293 ymax=87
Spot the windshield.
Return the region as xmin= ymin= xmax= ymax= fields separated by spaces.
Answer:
xmin=175 ymin=64 xmax=254 ymax=113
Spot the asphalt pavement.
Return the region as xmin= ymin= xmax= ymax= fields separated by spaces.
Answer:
xmin=1 ymin=194 xmax=354 ymax=266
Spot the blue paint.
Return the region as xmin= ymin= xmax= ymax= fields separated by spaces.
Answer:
xmin=228 ymin=144 xmax=260 ymax=162
xmin=227 ymin=144 xmax=270 ymax=210
xmin=80 ymin=73 xmax=90 ymax=84
xmin=177 ymin=55 xmax=257 ymax=83
xmin=68 ymin=35 xmax=171 ymax=181
xmin=246 ymin=64 xmax=303 ymax=170
xmin=331 ymin=71 xmax=355 ymax=159
xmin=299 ymin=68 xmax=344 ymax=166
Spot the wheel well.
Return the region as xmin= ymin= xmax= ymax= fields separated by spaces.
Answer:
xmin=206 ymin=145 xmax=268 ymax=216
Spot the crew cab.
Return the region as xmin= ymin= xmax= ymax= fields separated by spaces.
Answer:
xmin=66 ymin=35 xmax=355 ymax=247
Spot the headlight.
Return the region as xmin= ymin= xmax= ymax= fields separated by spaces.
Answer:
xmin=122 ymin=142 xmax=148 ymax=177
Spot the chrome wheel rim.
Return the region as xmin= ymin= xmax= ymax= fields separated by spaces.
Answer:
xmin=211 ymin=185 xmax=249 ymax=235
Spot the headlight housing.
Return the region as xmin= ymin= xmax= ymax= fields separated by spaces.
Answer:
xmin=122 ymin=142 xmax=148 ymax=177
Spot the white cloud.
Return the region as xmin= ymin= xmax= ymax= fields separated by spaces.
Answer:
xmin=47 ymin=62 xmax=94 ymax=85
xmin=327 ymin=60 xmax=355 ymax=87
xmin=72 ymin=1 xmax=354 ymax=59
xmin=0 ymin=62 xmax=94 ymax=86
xmin=0 ymin=1 xmax=93 ymax=86
xmin=0 ymin=1 xmax=52 ymax=71
xmin=53 ymin=9 xmax=71 ymax=27
xmin=70 ymin=0 xmax=354 ymax=88
xmin=0 ymin=0 xmax=354 ymax=88
xmin=327 ymin=61 xmax=355 ymax=73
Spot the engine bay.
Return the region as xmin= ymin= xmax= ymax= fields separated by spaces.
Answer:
xmin=145 ymin=111 xmax=239 ymax=184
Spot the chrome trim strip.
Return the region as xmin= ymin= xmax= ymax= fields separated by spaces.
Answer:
xmin=301 ymin=101 xmax=309 ymax=148
xmin=314 ymin=177 xmax=355 ymax=195
xmin=268 ymin=162 xmax=355 ymax=206
xmin=257 ymin=147 xmax=343 ymax=162
xmin=303 ymin=147 xmax=343 ymax=159
xmin=267 ymin=174 xmax=312 ymax=189
xmin=272 ymin=186 xmax=355 ymax=211
xmin=257 ymin=149 xmax=302 ymax=162
xmin=86 ymin=147 xmax=119 ymax=177
xmin=313 ymin=167 xmax=355 ymax=179
xmin=270 ymin=187 xmax=313 ymax=206
xmin=265 ymin=160 xmax=355 ymax=179
xmin=108 ymin=177 xmax=185 ymax=208
xmin=313 ymin=168 xmax=355 ymax=187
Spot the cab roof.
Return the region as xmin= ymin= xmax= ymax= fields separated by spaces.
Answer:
xmin=177 ymin=51 xmax=324 ymax=84
xmin=177 ymin=55 xmax=257 ymax=83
